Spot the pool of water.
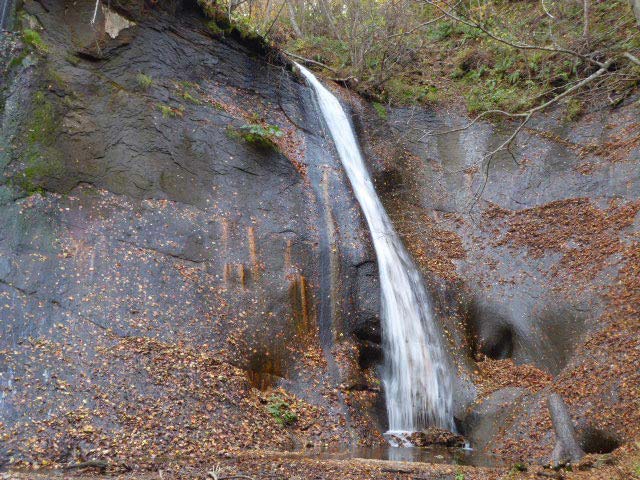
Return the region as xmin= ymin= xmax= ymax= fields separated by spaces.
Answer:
xmin=293 ymin=445 xmax=506 ymax=468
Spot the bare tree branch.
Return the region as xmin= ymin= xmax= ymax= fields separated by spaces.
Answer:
xmin=464 ymin=58 xmax=614 ymax=211
xmin=541 ymin=0 xmax=555 ymax=19
xmin=386 ymin=13 xmax=447 ymax=39
xmin=284 ymin=51 xmax=339 ymax=73
xmin=263 ymin=0 xmax=287 ymax=38
xmin=421 ymin=109 xmax=527 ymax=139
xmin=623 ymin=51 xmax=640 ymax=66
xmin=422 ymin=0 xmax=605 ymax=67
xmin=527 ymin=59 xmax=613 ymax=114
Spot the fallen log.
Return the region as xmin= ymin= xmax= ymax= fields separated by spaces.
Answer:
xmin=63 ymin=459 xmax=109 ymax=472
xmin=547 ymin=393 xmax=585 ymax=468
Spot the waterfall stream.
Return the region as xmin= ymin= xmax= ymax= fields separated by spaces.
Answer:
xmin=297 ymin=64 xmax=455 ymax=439
xmin=0 ymin=0 xmax=12 ymax=30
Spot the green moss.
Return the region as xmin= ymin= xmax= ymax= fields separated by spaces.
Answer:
xmin=372 ymin=102 xmax=388 ymax=120
xmin=158 ymin=103 xmax=173 ymax=118
xmin=22 ymin=29 xmax=47 ymax=53
xmin=510 ymin=463 xmax=527 ymax=472
xmin=178 ymin=80 xmax=198 ymax=89
xmin=181 ymin=90 xmax=202 ymax=105
xmin=228 ymin=122 xmax=283 ymax=150
xmin=8 ymin=52 xmax=28 ymax=70
xmin=565 ymin=98 xmax=584 ymax=121
xmin=15 ymin=151 xmax=63 ymax=194
xmin=27 ymin=92 xmax=57 ymax=144
xmin=157 ymin=103 xmax=184 ymax=118
xmin=13 ymin=91 xmax=64 ymax=195
xmin=65 ymin=53 xmax=81 ymax=65
xmin=46 ymin=68 xmax=67 ymax=89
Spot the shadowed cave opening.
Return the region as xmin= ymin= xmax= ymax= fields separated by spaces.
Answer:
xmin=580 ymin=427 xmax=621 ymax=454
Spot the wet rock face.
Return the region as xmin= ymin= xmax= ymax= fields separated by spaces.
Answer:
xmin=458 ymin=387 xmax=526 ymax=451
xmin=356 ymin=96 xmax=640 ymax=458
xmin=0 ymin=0 xmax=385 ymax=463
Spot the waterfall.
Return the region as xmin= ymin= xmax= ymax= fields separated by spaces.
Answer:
xmin=0 ymin=0 xmax=12 ymax=30
xmin=297 ymin=64 xmax=455 ymax=437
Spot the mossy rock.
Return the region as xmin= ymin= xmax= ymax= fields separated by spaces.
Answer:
xmin=13 ymin=90 xmax=65 ymax=194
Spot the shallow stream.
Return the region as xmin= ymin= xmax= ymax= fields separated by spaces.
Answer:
xmin=293 ymin=445 xmax=507 ymax=468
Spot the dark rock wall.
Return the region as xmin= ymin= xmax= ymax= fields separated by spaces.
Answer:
xmin=0 ymin=0 xmax=385 ymax=464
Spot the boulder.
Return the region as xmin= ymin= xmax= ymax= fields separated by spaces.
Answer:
xmin=408 ymin=427 xmax=466 ymax=447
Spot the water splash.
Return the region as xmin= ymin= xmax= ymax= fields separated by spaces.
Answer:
xmin=297 ymin=64 xmax=455 ymax=434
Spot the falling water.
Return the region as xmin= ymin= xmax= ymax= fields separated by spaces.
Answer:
xmin=297 ymin=64 xmax=455 ymax=438
xmin=0 ymin=0 xmax=12 ymax=30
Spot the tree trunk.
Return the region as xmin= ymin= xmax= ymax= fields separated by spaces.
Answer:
xmin=262 ymin=0 xmax=272 ymax=31
xmin=547 ymin=393 xmax=585 ymax=467
xmin=285 ymin=0 xmax=302 ymax=37
xmin=319 ymin=0 xmax=341 ymax=40
xmin=583 ymin=0 xmax=590 ymax=37
xmin=631 ymin=0 xmax=640 ymax=26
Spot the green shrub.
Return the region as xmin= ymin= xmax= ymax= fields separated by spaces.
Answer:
xmin=429 ymin=21 xmax=454 ymax=41
xmin=266 ymin=396 xmax=297 ymax=426
xmin=288 ymin=35 xmax=349 ymax=68
xmin=230 ymin=122 xmax=283 ymax=149
xmin=465 ymin=80 xmax=524 ymax=113
xmin=136 ymin=73 xmax=153 ymax=91
xmin=384 ymin=78 xmax=438 ymax=105
xmin=206 ymin=20 xmax=224 ymax=36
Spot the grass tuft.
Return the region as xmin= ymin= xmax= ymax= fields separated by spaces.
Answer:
xmin=22 ymin=29 xmax=47 ymax=53
xmin=136 ymin=73 xmax=153 ymax=91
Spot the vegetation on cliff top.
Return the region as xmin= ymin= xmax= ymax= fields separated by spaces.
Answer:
xmin=198 ymin=0 xmax=640 ymax=117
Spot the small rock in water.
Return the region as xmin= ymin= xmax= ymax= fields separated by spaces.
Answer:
xmin=408 ymin=428 xmax=466 ymax=447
